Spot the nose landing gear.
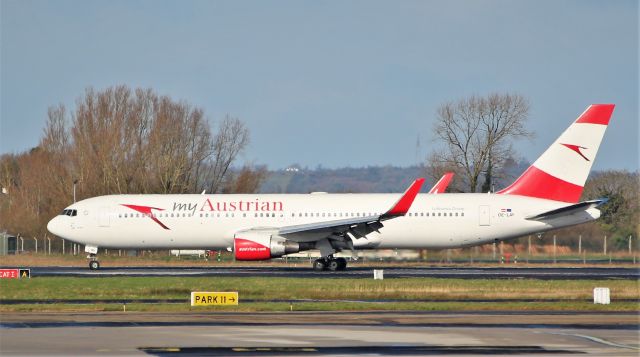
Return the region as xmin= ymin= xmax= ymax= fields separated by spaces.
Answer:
xmin=88 ymin=257 xmax=100 ymax=270
xmin=85 ymin=245 xmax=100 ymax=270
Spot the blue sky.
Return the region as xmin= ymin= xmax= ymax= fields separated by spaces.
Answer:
xmin=1 ymin=0 xmax=638 ymax=171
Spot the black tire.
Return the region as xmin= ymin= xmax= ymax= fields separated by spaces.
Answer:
xmin=335 ymin=257 xmax=347 ymax=271
xmin=312 ymin=259 xmax=326 ymax=271
xmin=89 ymin=261 xmax=100 ymax=270
xmin=327 ymin=259 xmax=340 ymax=271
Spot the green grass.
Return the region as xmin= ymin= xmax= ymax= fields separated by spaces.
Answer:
xmin=1 ymin=276 xmax=638 ymax=312
xmin=2 ymin=301 xmax=638 ymax=313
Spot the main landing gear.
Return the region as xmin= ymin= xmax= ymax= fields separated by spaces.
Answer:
xmin=313 ymin=256 xmax=347 ymax=271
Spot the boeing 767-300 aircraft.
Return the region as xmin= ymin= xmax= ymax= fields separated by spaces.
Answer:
xmin=48 ymin=104 xmax=614 ymax=271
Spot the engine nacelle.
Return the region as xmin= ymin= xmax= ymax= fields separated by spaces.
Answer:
xmin=234 ymin=229 xmax=312 ymax=261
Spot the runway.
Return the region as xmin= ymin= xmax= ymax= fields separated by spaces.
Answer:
xmin=23 ymin=265 xmax=640 ymax=280
xmin=1 ymin=312 xmax=638 ymax=356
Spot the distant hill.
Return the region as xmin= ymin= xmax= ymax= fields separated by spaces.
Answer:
xmin=259 ymin=165 xmax=426 ymax=193
xmin=258 ymin=161 xmax=532 ymax=194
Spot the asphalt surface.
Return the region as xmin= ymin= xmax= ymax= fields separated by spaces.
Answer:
xmin=1 ymin=312 xmax=638 ymax=356
xmin=19 ymin=265 xmax=640 ymax=279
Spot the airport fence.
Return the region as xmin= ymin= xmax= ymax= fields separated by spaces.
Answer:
xmin=1 ymin=232 xmax=638 ymax=265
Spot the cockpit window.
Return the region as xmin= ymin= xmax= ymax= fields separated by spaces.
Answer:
xmin=60 ymin=209 xmax=77 ymax=217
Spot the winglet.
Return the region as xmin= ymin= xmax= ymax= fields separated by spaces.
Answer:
xmin=383 ymin=178 xmax=425 ymax=218
xmin=428 ymin=172 xmax=454 ymax=194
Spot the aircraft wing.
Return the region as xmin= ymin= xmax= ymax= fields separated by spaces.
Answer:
xmin=525 ymin=198 xmax=608 ymax=221
xmin=278 ymin=178 xmax=425 ymax=240
xmin=428 ymin=172 xmax=454 ymax=194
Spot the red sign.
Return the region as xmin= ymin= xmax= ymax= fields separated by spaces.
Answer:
xmin=0 ymin=269 xmax=19 ymax=279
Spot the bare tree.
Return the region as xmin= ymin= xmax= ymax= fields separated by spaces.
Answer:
xmin=0 ymin=85 xmax=263 ymax=243
xmin=222 ymin=165 xmax=269 ymax=194
xmin=205 ymin=116 xmax=250 ymax=193
xmin=427 ymin=93 xmax=532 ymax=192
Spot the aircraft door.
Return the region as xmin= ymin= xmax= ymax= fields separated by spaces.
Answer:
xmin=98 ymin=207 xmax=110 ymax=227
xmin=478 ymin=205 xmax=490 ymax=226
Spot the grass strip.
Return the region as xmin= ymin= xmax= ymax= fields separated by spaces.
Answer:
xmin=2 ymin=276 xmax=638 ymax=300
xmin=1 ymin=301 xmax=638 ymax=313
xmin=1 ymin=276 xmax=638 ymax=312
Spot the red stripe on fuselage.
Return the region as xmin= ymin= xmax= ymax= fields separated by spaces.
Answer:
xmin=497 ymin=166 xmax=583 ymax=203
xmin=121 ymin=204 xmax=170 ymax=230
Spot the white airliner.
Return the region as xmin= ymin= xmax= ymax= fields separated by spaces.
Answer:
xmin=48 ymin=104 xmax=614 ymax=271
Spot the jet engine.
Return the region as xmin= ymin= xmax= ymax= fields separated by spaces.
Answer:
xmin=234 ymin=229 xmax=313 ymax=261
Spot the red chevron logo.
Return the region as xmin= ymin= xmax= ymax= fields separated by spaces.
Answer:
xmin=121 ymin=204 xmax=170 ymax=230
xmin=560 ymin=143 xmax=590 ymax=161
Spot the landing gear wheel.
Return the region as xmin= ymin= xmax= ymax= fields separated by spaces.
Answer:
xmin=327 ymin=259 xmax=340 ymax=271
xmin=335 ymin=257 xmax=347 ymax=271
xmin=89 ymin=260 xmax=100 ymax=270
xmin=313 ymin=259 xmax=327 ymax=271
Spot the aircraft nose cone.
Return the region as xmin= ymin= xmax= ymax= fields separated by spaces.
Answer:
xmin=47 ymin=217 xmax=63 ymax=237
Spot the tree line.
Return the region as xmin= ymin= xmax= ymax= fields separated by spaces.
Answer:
xmin=0 ymin=85 xmax=266 ymax=241
xmin=0 ymin=88 xmax=636 ymax=253
xmin=424 ymin=93 xmax=638 ymax=251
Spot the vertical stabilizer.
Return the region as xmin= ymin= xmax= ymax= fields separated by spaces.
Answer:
xmin=498 ymin=104 xmax=614 ymax=203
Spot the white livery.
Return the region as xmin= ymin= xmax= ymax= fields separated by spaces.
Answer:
xmin=47 ymin=104 xmax=615 ymax=271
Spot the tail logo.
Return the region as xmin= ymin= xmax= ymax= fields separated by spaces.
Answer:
xmin=121 ymin=204 xmax=170 ymax=230
xmin=560 ymin=143 xmax=590 ymax=162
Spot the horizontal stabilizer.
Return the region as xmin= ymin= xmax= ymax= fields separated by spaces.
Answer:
xmin=525 ymin=199 xmax=608 ymax=221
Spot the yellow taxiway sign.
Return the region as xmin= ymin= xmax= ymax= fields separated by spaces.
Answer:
xmin=190 ymin=291 xmax=238 ymax=306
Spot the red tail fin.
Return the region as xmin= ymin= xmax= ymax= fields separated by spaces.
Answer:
xmin=498 ymin=104 xmax=614 ymax=203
